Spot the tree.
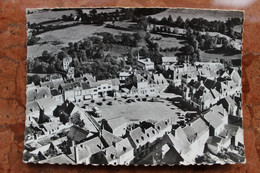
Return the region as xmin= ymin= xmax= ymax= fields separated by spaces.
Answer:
xmin=176 ymin=16 xmax=184 ymax=28
xmin=42 ymin=50 xmax=51 ymax=60
xmin=90 ymin=9 xmax=97 ymax=17
xmin=70 ymin=112 xmax=85 ymax=127
xmin=168 ymin=15 xmax=174 ymax=26
xmin=30 ymin=74 xmax=41 ymax=85
xmin=57 ymin=51 xmax=69 ymax=60
xmin=27 ymin=58 xmax=35 ymax=73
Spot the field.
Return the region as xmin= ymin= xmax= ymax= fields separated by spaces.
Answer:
xmin=150 ymin=8 xmax=244 ymax=22
xmin=82 ymin=8 xmax=117 ymax=14
xmin=28 ymin=24 xmax=133 ymax=58
xmin=151 ymin=33 xmax=183 ymax=49
xmin=27 ymin=9 xmax=77 ymax=24
xmin=200 ymin=50 xmax=242 ymax=62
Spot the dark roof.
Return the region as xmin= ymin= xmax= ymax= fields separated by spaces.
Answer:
xmin=64 ymin=102 xmax=75 ymax=115
xmin=50 ymin=89 xmax=61 ymax=96
xmin=67 ymin=125 xmax=89 ymax=143
xmin=204 ymin=79 xmax=216 ymax=90
xmin=81 ymin=82 xmax=91 ymax=90
xmin=38 ymin=109 xmax=50 ymax=124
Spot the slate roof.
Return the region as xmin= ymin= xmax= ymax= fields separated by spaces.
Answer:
xmin=128 ymin=127 xmax=147 ymax=148
xmin=115 ymin=138 xmax=133 ymax=156
xmin=101 ymin=130 xmax=122 ymax=147
xmin=41 ymin=122 xmax=61 ymax=132
xmin=89 ymin=80 xmax=112 ymax=88
xmin=204 ymin=111 xmax=224 ymax=129
xmin=67 ymin=125 xmax=89 ymax=143
xmin=107 ymin=117 xmax=128 ymax=130
xmin=183 ymin=126 xmax=197 ymax=142
xmin=36 ymin=97 xmax=58 ymax=111
xmin=153 ymin=74 xmax=168 ymax=85
xmin=27 ymin=86 xmax=51 ymax=103
xmin=61 ymin=82 xmax=81 ymax=91
xmin=81 ymin=82 xmax=91 ymax=90
xmin=206 ymin=136 xmax=222 ymax=146
xmin=26 ymin=101 xmax=40 ymax=114
xmin=162 ymin=56 xmax=178 ymax=64
xmin=50 ymin=89 xmax=61 ymax=96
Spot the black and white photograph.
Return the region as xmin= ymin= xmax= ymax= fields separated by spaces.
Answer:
xmin=24 ymin=7 xmax=245 ymax=165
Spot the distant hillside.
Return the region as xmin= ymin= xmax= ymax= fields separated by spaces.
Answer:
xmin=149 ymin=8 xmax=244 ymax=22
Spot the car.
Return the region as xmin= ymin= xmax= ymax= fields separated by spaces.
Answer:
xmin=107 ymin=101 xmax=112 ymax=105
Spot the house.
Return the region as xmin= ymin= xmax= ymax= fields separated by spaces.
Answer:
xmin=163 ymin=128 xmax=191 ymax=164
xmin=167 ymin=64 xmax=197 ymax=86
xmin=203 ymin=111 xmax=224 ymax=136
xmin=162 ymin=56 xmax=178 ymax=70
xmin=103 ymin=117 xmax=129 ymax=137
xmin=67 ymin=66 xmax=75 ymax=79
xmin=137 ymin=58 xmax=154 ymax=71
xmin=219 ymin=96 xmax=238 ymax=116
xmin=222 ymin=124 xmax=244 ymax=147
xmin=102 ymin=145 xmax=119 ymax=165
xmin=210 ymin=104 xmax=228 ymax=124
xmin=27 ymin=86 xmax=51 ymax=102
xmin=50 ymin=89 xmax=63 ymax=103
xmin=206 ymin=136 xmax=223 ymax=155
xmin=36 ymin=97 xmax=60 ymax=117
xmin=127 ymin=127 xmax=149 ymax=160
xmin=115 ymin=138 xmax=134 ymax=165
xmin=53 ymin=100 xmax=75 ymax=124
xmin=183 ymin=118 xmax=209 ymax=159
xmin=119 ymin=71 xmax=132 ymax=84
xmin=39 ymin=154 xmax=75 ymax=164
xmin=67 ymin=125 xmax=90 ymax=143
xmin=69 ymin=136 xmax=106 ymax=164
xmin=63 ymin=56 xmax=72 ymax=71
xmin=152 ymin=73 xmax=169 ymax=92
xmin=39 ymin=122 xmax=63 ymax=135
xmin=26 ymin=101 xmax=40 ymax=125
xmin=59 ymin=82 xmax=83 ymax=102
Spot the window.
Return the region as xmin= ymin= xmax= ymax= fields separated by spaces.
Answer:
xmin=157 ymin=126 xmax=161 ymax=130
xmin=108 ymin=86 xmax=111 ymax=89
xmin=165 ymin=121 xmax=168 ymax=125
xmin=152 ymin=130 xmax=155 ymax=134
xmin=123 ymin=147 xmax=126 ymax=152
xmin=103 ymin=87 xmax=106 ymax=89
xmin=141 ymin=136 xmax=144 ymax=140
xmin=136 ymin=139 xmax=139 ymax=143
xmin=147 ymin=133 xmax=150 ymax=137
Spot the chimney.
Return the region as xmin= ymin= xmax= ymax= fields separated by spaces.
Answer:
xmin=72 ymin=141 xmax=79 ymax=164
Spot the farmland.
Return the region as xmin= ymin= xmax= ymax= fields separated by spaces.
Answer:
xmin=150 ymin=8 xmax=244 ymax=22
xmin=27 ymin=24 xmax=134 ymax=58
xmin=27 ymin=9 xmax=77 ymax=24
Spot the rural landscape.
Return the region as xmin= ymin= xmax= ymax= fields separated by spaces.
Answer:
xmin=24 ymin=8 xmax=245 ymax=165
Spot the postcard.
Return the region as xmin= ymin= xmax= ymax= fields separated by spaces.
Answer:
xmin=24 ymin=7 xmax=245 ymax=165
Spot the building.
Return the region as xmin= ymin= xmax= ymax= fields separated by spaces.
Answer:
xmin=162 ymin=56 xmax=178 ymax=70
xmin=63 ymin=56 xmax=72 ymax=71
xmin=103 ymin=117 xmax=129 ymax=137
xmin=137 ymin=58 xmax=154 ymax=71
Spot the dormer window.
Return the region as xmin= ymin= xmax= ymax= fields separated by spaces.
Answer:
xmin=110 ymin=154 xmax=114 ymax=159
